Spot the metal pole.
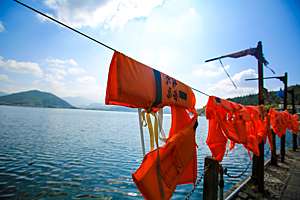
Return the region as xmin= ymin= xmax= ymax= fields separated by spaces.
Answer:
xmin=281 ymin=72 xmax=288 ymax=162
xmin=138 ymin=108 xmax=146 ymax=156
xmin=251 ymin=41 xmax=264 ymax=193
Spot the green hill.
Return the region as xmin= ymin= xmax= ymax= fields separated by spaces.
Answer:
xmin=0 ymin=90 xmax=74 ymax=108
xmin=228 ymin=84 xmax=300 ymax=105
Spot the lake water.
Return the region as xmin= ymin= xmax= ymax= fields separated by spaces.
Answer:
xmin=0 ymin=106 xmax=294 ymax=199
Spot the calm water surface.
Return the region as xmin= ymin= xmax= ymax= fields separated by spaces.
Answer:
xmin=0 ymin=106 xmax=293 ymax=199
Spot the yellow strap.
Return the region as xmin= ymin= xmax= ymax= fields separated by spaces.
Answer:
xmin=142 ymin=110 xmax=164 ymax=198
xmin=141 ymin=110 xmax=160 ymax=151
xmin=152 ymin=112 xmax=159 ymax=149
xmin=145 ymin=112 xmax=155 ymax=151
xmin=140 ymin=110 xmax=147 ymax=127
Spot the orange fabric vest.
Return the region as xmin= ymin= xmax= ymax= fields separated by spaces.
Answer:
xmin=132 ymin=108 xmax=197 ymax=200
xmin=270 ymin=108 xmax=300 ymax=136
xmin=206 ymin=96 xmax=270 ymax=161
xmin=269 ymin=108 xmax=289 ymax=137
xmin=289 ymin=114 xmax=299 ymax=134
xmin=106 ymin=51 xmax=196 ymax=112
xmin=105 ymin=51 xmax=198 ymax=199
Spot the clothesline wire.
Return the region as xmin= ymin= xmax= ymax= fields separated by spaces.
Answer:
xmin=190 ymin=87 xmax=210 ymax=97
xmin=13 ymin=0 xmax=211 ymax=97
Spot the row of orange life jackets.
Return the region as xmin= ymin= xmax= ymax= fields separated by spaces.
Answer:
xmin=105 ymin=51 xmax=299 ymax=199
xmin=206 ymin=96 xmax=299 ymax=162
xmin=269 ymin=108 xmax=299 ymax=137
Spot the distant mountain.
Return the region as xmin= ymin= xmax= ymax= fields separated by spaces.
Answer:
xmin=0 ymin=92 xmax=8 ymax=97
xmin=228 ymin=84 xmax=300 ymax=106
xmin=0 ymin=90 xmax=74 ymax=108
xmin=63 ymin=96 xmax=94 ymax=107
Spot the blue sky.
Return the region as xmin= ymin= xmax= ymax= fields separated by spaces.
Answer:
xmin=0 ymin=0 xmax=299 ymax=107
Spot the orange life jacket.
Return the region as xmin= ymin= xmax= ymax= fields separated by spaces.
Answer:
xmin=269 ymin=108 xmax=289 ymax=137
xmin=106 ymin=51 xmax=196 ymax=112
xmin=132 ymin=107 xmax=197 ymax=200
xmin=289 ymin=114 xmax=299 ymax=134
xmin=285 ymin=111 xmax=299 ymax=134
xmin=206 ymin=96 xmax=270 ymax=161
xmin=105 ymin=51 xmax=198 ymax=199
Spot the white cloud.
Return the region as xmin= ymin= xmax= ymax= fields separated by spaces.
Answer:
xmin=68 ymin=67 xmax=85 ymax=75
xmin=0 ymin=74 xmax=9 ymax=82
xmin=208 ymin=68 xmax=258 ymax=98
xmin=192 ymin=62 xmax=230 ymax=77
xmin=144 ymin=7 xmax=199 ymax=40
xmin=138 ymin=46 xmax=179 ymax=74
xmin=44 ymin=74 xmax=100 ymax=101
xmin=77 ymin=75 xmax=96 ymax=84
xmin=43 ymin=0 xmax=164 ymax=29
xmin=42 ymin=57 xmax=100 ymax=100
xmin=45 ymin=58 xmax=86 ymax=80
xmin=46 ymin=68 xmax=67 ymax=81
xmin=46 ymin=58 xmax=78 ymax=68
xmin=0 ymin=21 xmax=5 ymax=32
xmin=0 ymin=56 xmax=43 ymax=77
xmin=131 ymin=6 xmax=201 ymax=75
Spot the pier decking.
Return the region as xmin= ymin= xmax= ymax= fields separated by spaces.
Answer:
xmin=281 ymin=150 xmax=300 ymax=200
xmin=225 ymin=149 xmax=300 ymax=200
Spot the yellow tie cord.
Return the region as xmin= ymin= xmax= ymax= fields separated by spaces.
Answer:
xmin=141 ymin=110 xmax=160 ymax=151
xmin=141 ymin=109 xmax=165 ymax=199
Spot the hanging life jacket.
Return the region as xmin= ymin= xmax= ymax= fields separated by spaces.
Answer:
xmin=205 ymin=96 xmax=270 ymax=161
xmin=289 ymin=114 xmax=299 ymax=134
xmin=105 ymin=51 xmax=198 ymax=199
xmin=105 ymin=51 xmax=196 ymax=112
xmin=133 ymin=107 xmax=197 ymax=200
xmin=269 ymin=108 xmax=289 ymax=138
xmin=270 ymin=108 xmax=299 ymax=136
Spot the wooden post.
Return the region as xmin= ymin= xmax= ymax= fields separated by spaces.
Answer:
xmin=281 ymin=72 xmax=288 ymax=162
xmin=252 ymin=41 xmax=264 ymax=193
xmin=219 ymin=166 xmax=224 ymax=200
xmin=271 ymin=129 xmax=277 ymax=165
xmin=203 ymin=157 xmax=219 ymax=200
xmin=290 ymin=89 xmax=298 ymax=151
